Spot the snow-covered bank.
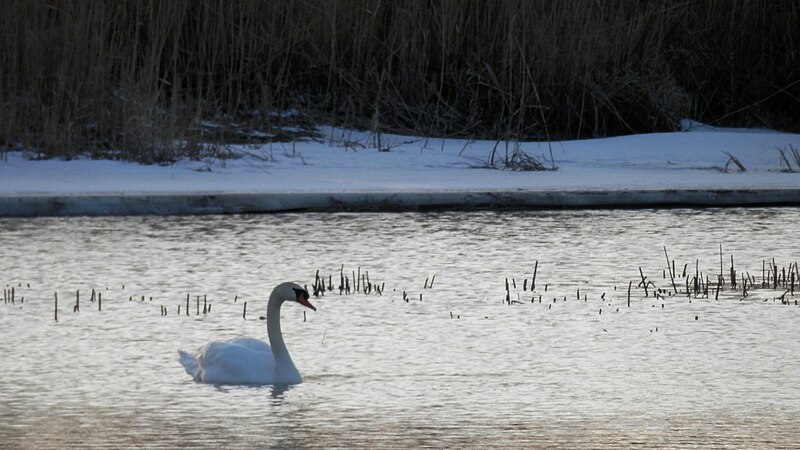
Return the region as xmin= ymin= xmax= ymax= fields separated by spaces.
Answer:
xmin=2 ymin=123 xmax=799 ymax=216
xmin=2 ymin=189 xmax=800 ymax=217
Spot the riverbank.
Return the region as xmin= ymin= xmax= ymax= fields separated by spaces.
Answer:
xmin=2 ymin=123 xmax=799 ymax=216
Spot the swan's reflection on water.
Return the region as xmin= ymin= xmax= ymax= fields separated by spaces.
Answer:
xmin=1 ymin=209 xmax=799 ymax=448
xmin=268 ymin=384 xmax=293 ymax=405
xmin=209 ymin=383 xmax=293 ymax=408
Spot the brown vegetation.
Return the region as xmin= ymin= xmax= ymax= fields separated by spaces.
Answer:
xmin=1 ymin=0 xmax=798 ymax=162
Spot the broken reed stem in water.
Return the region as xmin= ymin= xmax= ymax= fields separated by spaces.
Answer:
xmin=243 ymin=301 xmax=247 ymax=320
xmin=773 ymin=258 xmax=778 ymax=289
xmin=54 ymin=292 xmax=58 ymax=322
xmin=627 ymin=281 xmax=632 ymax=307
xmin=664 ymin=246 xmax=677 ymax=294
xmin=186 ymin=294 xmax=190 ymax=316
xmin=742 ymin=273 xmax=749 ymax=297
xmin=98 ymin=292 xmax=102 ymax=311
xmin=638 ymin=267 xmax=649 ymax=297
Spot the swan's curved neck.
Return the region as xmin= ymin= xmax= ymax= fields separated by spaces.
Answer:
xmin=267 ymin=293 xmax=301 ymax=384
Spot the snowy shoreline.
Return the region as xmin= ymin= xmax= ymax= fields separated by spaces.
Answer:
xmin=2 ymin=188 xmax=800 ymax=217
xmin=2 ymin=123 xmax=799 ymax=216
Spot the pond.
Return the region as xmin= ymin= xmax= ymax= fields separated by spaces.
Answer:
xmin=1 ymin=208 xmax=799 ymax=448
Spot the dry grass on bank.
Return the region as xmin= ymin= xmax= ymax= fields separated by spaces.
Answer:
xmin=1 ymin=0 xmax=798 ymax=162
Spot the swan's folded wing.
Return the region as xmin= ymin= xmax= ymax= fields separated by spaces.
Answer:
xmin=227 ymin=337 xmax=272 ymax=354
xmin=194 ymin=340 xmax=275 ymax=384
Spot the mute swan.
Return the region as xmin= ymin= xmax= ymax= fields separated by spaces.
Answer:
xmin=178 ymin=282 xmax=316 ymax=385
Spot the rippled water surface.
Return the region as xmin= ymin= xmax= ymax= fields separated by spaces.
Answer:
xmin=1 ymin=209 xmax=799 ymax=448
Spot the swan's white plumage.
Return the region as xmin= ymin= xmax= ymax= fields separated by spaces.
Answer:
xmin=178 ymin=338 xmax=276 ymax=384
xmin=178 ymin=282 xmax=315 ymax=385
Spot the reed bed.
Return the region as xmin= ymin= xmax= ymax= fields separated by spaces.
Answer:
xmin=501 ymin=250 xmax=799 ymax=313
xmin=3 ymin=252 xmax=797 ymax=328
xmin=2 ymin=1 xmax=798 ymax=162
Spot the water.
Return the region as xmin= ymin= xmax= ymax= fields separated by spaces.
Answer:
xmin=1 ymin=209 xmax=799 ymax=448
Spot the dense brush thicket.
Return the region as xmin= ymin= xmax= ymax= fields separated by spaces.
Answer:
xmin=1 ymin=1 xmax=798 ymax=162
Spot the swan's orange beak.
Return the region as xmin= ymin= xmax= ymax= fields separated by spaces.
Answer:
xmin=297 ymin=292 xmax=316 ymax=311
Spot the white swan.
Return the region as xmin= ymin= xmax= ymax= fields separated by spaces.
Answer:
xmin=178 ymin=282 xmax=316 ymax=385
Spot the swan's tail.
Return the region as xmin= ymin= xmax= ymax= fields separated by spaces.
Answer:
xmin=178 ymin=350 xmax=199 ymax=378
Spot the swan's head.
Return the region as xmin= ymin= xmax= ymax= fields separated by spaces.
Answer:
xmin=276 ymin=282 xmax=316 ymax=311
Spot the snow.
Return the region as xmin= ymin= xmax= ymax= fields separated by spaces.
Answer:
xmin=1 ymin=122 xmax=799 ymax=215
